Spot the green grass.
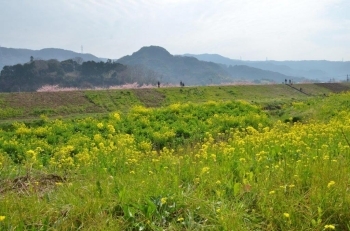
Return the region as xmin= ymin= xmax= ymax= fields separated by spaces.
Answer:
xmin=1 ymin=87 xmax=350 ymax=230
xmin=157 ymin=85 xmax=324 ymax=106
xmin=84 ymin=89 xmax=142 ymax=112
xmin=0 ymin=84 xmax=335 ymax=123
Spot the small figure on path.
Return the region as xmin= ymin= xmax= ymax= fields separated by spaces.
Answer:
xmin=157 ymin=81 xmax=160 ymax=88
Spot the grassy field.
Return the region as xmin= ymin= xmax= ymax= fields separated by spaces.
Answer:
xmin=0 ymin=83 xmax=342 ymax=122
xmin=1 ymin=83 xmax=350 ymax=230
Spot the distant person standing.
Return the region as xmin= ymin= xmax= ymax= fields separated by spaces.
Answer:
xmin=157 ymin=81 xmax=160 ymax=88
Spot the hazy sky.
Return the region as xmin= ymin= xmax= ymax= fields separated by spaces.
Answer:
xmin=1 ymin=0 xmax=349 ymax=61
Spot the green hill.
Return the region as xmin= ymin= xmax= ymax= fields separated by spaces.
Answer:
xmin=118 ymin=46 xmax=232 ymax=85
xmin=0 ymin=59 xmax=158 ymax=92
xmin=118 ymin=46 xmax=306 ymax=85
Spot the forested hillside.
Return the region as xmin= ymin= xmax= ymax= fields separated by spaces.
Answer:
xmin=118 ymin=46 xmax=304 ymax=85
xmin=0 ymin=59 xmax=159 ymax=92
xmin=117 ymin=46 xmax=233 ymax=85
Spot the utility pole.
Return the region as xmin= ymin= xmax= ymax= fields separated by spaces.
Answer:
xmin=347 ymin=74 xmax=349 ymax=82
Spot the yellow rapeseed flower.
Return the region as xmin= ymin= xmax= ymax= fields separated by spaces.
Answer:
xmin=113 ymin=112 xmax=121 ymax=121
xmin=327 ymin=181 xmax=335 ymax=188
xmin=177 ymin=217 xmax=184 ymax=222
xmin=324 ymin=224 xmax=335 ymax=230
xmin=201 ymin=167 xmax=210 ymax=174
xmin=283 ymin=213 xmax=290 ymax=218
xmin=160 ymin=197 xmax=167 ymax=205
xmin=97 ymin=123 xmax=104 ymax=129
xmin=0 ymin=216 xmax=5 ymax=221
xmin=269 ymin=190 xmax=275 ymax=195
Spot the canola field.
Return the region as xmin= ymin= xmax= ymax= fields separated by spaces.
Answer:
xmin=0 ymin=92 xmax=350 ymax=230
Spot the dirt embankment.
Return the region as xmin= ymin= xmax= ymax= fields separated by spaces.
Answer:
xmin=314 ymin=83 xmax=350 ymax=93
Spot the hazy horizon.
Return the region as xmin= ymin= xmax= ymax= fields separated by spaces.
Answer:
xmin=1 ymin=0 xmax=349 ymax=61
xmin=3 ymin=46 xmax=350 ymax=63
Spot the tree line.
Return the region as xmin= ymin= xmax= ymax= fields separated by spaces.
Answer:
xmin=0 ymin=58 xmax=160 ymax=92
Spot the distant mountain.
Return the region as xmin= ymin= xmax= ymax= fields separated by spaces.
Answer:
xmin=0 ymin=47 xmax=102 ymax=70
xmin=118 ymin=46 xmax=305 ymax=85
xmin=118 ymin=46 xmax=233 ymax=85
xmin=184 ymin=54 xmax=350 ymax=82
xmin=183 ymin=53 xmax=241 ymax=66
xmin=1 ymin=46 xmax=324 ymax=88
xmin=227 ymin=65 xmax=294 ymax=83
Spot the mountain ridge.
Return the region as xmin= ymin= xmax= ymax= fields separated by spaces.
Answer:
xmin=1 ymin=45 xmax=339 ymax=86
xmin=118 ymin=46 xmax=301 ymax=85
xmin=184 ymin=53 xmax=350 ymax=82
xmin=0 ymin=47 xmax=102 ymax=70
xmin=117 ymin=46 xmax=233 ymax=85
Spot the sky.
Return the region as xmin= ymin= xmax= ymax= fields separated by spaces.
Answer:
xmin=0 ymin=0 xmax=349 ymax=61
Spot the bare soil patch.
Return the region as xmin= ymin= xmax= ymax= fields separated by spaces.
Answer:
xmin=0 ymin=172 xmax=65 ymax=196
xmin=132 ymin=89 xmax=166 ymax=107
xmin=4 ymin=91 xmax=103 ymax=115
xmin=5 ymin=91 xmax=89 ymax=108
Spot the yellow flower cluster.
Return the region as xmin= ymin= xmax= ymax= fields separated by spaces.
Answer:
xmin=324 ymin=224 xmax=335 ymax=230
xmin=327 ymin=181 xmax=335 ymax=188
xmin=49 ymin=145 xmax=75 ymax=169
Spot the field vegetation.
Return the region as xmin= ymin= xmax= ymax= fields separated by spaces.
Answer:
xmin=0 ymin=83 xmax=338 ymax=121
xmin=0 ymin=84 xmax=350 ymax=230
